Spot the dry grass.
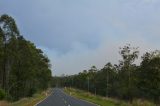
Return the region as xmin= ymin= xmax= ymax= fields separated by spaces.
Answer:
xmin=0 ymin=101 xmax=9 ymax=106
xmin=131 ymin=99 xmax=155 ymax=106
xmin=10 ymin=89 xmax=52 ymax=106
xmin=0 ymin=88 xmax=52 ymax=106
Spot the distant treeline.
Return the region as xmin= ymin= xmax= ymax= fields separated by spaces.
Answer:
xmin=52 ymin=44 xmax=160 ymax=104
xmin=0 ymin=14 xmax=52 ymax=100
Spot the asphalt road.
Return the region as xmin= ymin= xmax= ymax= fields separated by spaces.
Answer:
xmin=37 ymin=88 xmax=97 ymax=106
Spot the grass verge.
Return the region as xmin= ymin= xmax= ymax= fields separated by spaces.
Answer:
xmin=64 ymin=88 xmax=156 ymax=106
xmin=0 ymin=89 xmax=52 ymax=106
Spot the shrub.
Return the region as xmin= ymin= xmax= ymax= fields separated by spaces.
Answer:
xmin=0 ymin=89 xmax=6 ymax=100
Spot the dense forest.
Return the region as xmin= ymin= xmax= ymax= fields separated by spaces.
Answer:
xmin=0 ymin=14 xmax=52 ymax=100
xmin=52 ymin=44 xmax=160 ymax=104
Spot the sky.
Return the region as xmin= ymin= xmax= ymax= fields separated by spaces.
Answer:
xmin=0 ymin=0 xmax=160 ymax=76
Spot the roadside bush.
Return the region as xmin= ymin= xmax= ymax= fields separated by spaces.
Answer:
xmin=0 ymin=89 xmax=6 ymax=100
xmin=27 ymin=88 xmax=36 ymax=97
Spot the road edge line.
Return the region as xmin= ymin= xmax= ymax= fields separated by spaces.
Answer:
xmin=63 ymin=88 xmax=100 ymax=106
xmin=34 ymin=89 xmax=54 ymax=106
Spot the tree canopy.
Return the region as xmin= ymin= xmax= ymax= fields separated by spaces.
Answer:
xmin=0 ymin=14 xmax=52 ymax=100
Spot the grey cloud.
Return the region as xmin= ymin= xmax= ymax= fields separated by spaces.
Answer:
xmin=1 ymin=0 xmax=160 ymax=75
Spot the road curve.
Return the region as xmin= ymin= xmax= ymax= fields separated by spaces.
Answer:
xmin=37 ymin=88 xmax=97 ymax=106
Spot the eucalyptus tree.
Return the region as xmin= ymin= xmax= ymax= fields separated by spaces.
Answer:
xmin=138 ymin=51 xmax=160 ymax=103
xmin=0 ymin=14 xmax=20 ymax=90
xmin=0 ymin=28 xmax=3 ymax=88
xmin=118 ymin=44 xmax=139 ymax=101
xmin=0 ymin=14 xmax=52 ymax=100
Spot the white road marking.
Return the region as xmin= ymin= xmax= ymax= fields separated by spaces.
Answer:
xmin=34 ymin=89 xmax=54 ymax=106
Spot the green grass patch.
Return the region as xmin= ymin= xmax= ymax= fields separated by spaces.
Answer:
xmin=64 ymin=88 xmax=123 ymax=106
xmin=64 ymin=88 xmax=155 ymax=106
